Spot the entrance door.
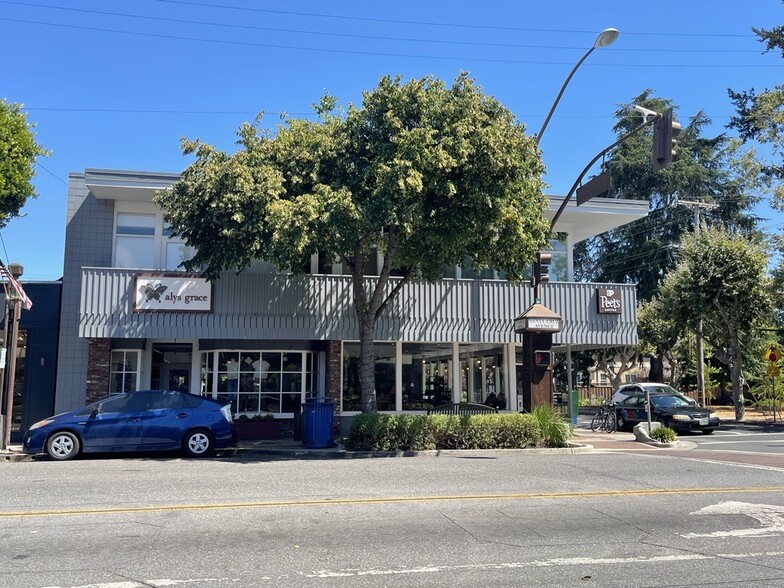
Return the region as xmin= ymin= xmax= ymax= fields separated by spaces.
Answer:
xmin=151 ymin=344 xmax=193 ymax=392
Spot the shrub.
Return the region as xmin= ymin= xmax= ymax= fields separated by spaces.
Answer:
xmin=346 ymin=413 xmax=542 ymax=451
xmin=530 ymin=405 xmax=573 ymax=447
xmin=650 ymin=426 xmax=677 ymax=443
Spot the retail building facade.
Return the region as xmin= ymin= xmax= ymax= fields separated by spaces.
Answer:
xmin=56 ymin=169 xmax=648 ymax=431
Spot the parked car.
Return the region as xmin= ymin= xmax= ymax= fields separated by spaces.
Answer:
xmin=611 ymin=382 xmax=683 ymax=405
xmin=23 ymin=390 xmax=238 ymax=460
xmin=613 ymin=390 xmax=720 ymax=434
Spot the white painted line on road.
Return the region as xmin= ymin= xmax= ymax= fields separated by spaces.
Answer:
xmin=685 ymin=501 xmax=784 ymax=537
xmin=39 ymin=551 xmax=784 ymax=586
xmin=698 ymin=440 xmax=784 ymax=445
xmin=629 ymin=452 xmax=784 ymax=472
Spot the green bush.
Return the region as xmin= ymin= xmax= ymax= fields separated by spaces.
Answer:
xmin=531 ymin=405 xmax=574 ymax=448
xmin=346 ymin=413 xmax=543 ymax=451
xmin=650 ymin=426 xmax=677 ymax=443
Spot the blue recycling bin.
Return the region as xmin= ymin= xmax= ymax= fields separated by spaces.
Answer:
xmin=303 ymin=398 xmax=335 ymax=449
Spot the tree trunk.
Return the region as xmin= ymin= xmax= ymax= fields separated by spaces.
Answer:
xmin=359 ymin=319 xmax=377 ymax=413
xmin=730 ymin=341 xmax=745 ymax=421
xmin=648 ymin=355 xmax=663 ymax=382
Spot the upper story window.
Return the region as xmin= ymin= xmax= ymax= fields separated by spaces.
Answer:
xmin=113 ymin=206 xmax=195 ymax=270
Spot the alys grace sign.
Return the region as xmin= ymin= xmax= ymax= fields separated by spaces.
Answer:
xmin=134 ymin=275 xmax=212 ymax=312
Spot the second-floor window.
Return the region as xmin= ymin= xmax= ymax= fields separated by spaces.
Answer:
xmin=114 ymin=209 xmax=195 ymax=270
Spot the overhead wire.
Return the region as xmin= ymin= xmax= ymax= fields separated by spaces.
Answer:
xmin=0 ymin=1 xmax=766 ymax=53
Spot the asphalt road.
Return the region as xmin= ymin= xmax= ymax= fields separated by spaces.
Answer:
xmin=3 ymin=449 xmax=784 ymax=587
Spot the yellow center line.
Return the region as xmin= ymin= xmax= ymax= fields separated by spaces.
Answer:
xmin=2 ymin=486 xmax=784 ymax=518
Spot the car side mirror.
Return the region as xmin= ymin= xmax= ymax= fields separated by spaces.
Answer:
xmin=90 ymin=407 xmax=99 ymax=418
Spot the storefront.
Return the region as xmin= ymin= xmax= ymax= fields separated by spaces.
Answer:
xmin=54 ymin=169 xmax=647 ymax=432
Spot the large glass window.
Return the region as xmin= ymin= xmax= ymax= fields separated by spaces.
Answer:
xmin=342 ymin=342 xmax=396 ymax=411
xmin=200 ymin=350 xmax=318 ymax=416
xmin=110 ymin=350 xmax=140 ymax=394
xmin=400 ymin=343 xmax=453 ymax=411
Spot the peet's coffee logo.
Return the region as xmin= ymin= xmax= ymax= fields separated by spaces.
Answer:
xmin=597 ymin=288 xmax=622 ymax=314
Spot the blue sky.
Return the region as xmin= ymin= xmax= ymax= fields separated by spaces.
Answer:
xmin=2 ymin=0 xmax=783 ymax=280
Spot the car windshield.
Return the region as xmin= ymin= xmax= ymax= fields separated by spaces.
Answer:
xmin=643 ymin=384 xmax=680 ymax=395
xmin=650 ymin=394 xmax=695 ymax=409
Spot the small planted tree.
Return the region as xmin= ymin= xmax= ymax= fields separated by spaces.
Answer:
xmin=660 ymin=227 xmax=771 ymax=420
xmin=156 ymin=74 xmax=551 ymax=412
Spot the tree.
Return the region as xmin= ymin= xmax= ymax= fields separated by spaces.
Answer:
xmin=659 ymin=227 xmax=772 ymax=420
xmin=156 ymin=74 xmax=550 ymax=412
xmin=0 ymin=100 xmax=49 ymax=228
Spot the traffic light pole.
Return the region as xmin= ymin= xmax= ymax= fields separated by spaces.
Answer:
xmin=549 ymin=115 xmax=660 ymax=231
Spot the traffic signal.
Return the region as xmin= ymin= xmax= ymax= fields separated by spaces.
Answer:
xmin=652 ymin=110 xmax=681 ymax=172
xmin=532 ymin=252 xmax=552 ymax=287
xmin=534 ymin=350 xmax=553 ymax=367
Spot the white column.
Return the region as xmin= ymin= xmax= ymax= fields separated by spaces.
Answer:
xmin=395 ymin=341 xmax=403 ymax=412
xmin=452 ymin=342 xmax=460 ymax=403
xmin=505 ymin=342 xmax=515 ymax=410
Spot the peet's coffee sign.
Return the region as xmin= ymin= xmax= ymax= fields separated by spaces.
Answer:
xmin=597 ymin=288 xmax=622 ymax=314
xmin=134 ymin=275 xmax=212 ymax=312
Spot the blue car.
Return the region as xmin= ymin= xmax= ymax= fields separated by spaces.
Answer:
xmin=23 ymin=390 xmax=239 ymax=460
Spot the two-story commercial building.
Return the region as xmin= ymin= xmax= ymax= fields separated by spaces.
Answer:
xmin=55 ymin=168 xmax=647 ymax=432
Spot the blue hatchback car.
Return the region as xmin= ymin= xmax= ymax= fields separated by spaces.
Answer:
xmin=23 ymin=390 xmax=239 ymax=460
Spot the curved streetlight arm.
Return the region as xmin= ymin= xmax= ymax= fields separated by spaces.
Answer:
xmin=549 ymin=114 xmax=661 ymax=231
xmin=535 ymin=47 xmax=595 ymax=146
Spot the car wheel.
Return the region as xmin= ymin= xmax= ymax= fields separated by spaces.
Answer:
xmin=616 ymin=415 xmax=627 ymax=431
xmin=46 ymin=431 xmax=80 ymax=460
xmin=183 ymin=429 xmax=214 ymax=457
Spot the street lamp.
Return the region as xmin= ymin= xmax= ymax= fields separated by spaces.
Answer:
xmin=535 ymin=28 xmax=619 ymax=145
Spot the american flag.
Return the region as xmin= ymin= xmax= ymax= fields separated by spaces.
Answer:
xmin=0 ymin=265 xmax=32 ymax=310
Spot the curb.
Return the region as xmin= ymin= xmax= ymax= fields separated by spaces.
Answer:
xmin=3 ymin=443 xmax=596 ymax=462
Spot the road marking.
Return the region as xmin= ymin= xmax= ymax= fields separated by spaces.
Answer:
xmin=685 ymin=501 xmax=784 ymax=537
xmin=3 ymin=486 xmax=784 ymax=519
xmin=698 ymin=440 xmax=784 ymax=445
xmin=36 ymin=551 xmax=784 ymax=586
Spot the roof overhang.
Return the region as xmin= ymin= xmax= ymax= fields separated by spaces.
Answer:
xmin=85 ymin=168 xmax=179 ymax=202
xmin=545 ymin=194 xmax=649 ymax=242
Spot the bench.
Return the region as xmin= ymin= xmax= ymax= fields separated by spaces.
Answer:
xmin=426 ymin=402 xmax=499 ymax=416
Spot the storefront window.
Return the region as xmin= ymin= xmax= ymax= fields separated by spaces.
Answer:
xmin=401 ymin=343 xmax=453 ymax=411
xmin=341 ymin=342 xmax=395 ymax=411
xmin=201 ymin=350 xmax=318 ymax=416
xmin=110 ymin=350 xmax=139 ymax=394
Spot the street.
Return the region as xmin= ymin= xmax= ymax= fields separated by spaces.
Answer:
xmin=3 ymin=439 xmax=784 ymax=588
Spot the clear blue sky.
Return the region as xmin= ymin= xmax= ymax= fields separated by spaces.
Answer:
xmin=2 ymin=0 xmax=782 ymax=280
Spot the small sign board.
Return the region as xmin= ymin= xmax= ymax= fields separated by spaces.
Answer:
xmin=597 ymin=288 xmax=622 ymax=314
xmin=134 ymin=275 xmax=212 ymax=312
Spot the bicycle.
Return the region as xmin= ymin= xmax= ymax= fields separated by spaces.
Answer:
xmin=590 ymin=402 xmax=617 ymax=433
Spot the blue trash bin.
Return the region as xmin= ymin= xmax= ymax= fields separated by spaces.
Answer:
xmin=303 ymin=399 xmax=334 ymax=449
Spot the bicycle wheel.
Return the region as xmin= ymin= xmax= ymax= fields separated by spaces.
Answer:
xmin=590 ymin=410 xmax=604 ymax=432
xmin=605 ymin=410 xmax=617 ymax=433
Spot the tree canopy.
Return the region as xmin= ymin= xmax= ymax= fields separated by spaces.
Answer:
xmin=659 ymin=227 xmax=771 ymax=419
xmin=0 ymin=100 xmax=49 ymax=229
xmin=157 ymin=73 xmax=551 ymax=412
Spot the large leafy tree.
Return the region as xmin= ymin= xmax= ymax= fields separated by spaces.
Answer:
xmin=156 ymin=74 xmax=550 ymax=412
xmin=0 ymin=100 xmax=49 ymax=228
xmin=659 ymin=227 xmax=771 ymax=420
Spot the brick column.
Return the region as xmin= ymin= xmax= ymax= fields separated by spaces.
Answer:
xmin=325 ymin=340 xmax=342 ymax=430
xmin=86 ymin=338 xmax=111 ymax=404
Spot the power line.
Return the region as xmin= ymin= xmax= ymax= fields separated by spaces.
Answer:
xmin=2 ymin=17 xmax=778 ymax=68
xmin=155 ymin=0 xmax=757 ymax=39
xmin=0 ymin=1 xmax=765 ymax=53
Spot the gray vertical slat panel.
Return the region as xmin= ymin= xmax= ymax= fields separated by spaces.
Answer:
xmin=79 ymin=268 xmax=638 ymax=348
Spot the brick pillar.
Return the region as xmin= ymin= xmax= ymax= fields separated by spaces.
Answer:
xmin=86 ymin=338 xmax=111 ymax=404
xmin=325 ymin=340 xmax=342 ymax=430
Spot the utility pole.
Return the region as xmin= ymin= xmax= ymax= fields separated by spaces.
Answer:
xmin=677 ymin=200 xmax=717 ymax=406
xmin=0 ymin=262 xmax=29 ymax=450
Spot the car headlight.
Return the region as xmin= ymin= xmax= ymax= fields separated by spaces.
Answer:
xmin=709 ymin=412 xmax=718 ymax=419
xmin=28 ymin=419 xmax=54 ymax=431
xmin=671 ymin=414 xmax=691 ymax=421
